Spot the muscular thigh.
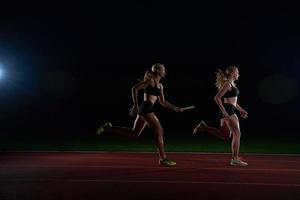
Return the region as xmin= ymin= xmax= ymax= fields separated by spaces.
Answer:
xmin=142 ymin=113 xmax=163 ymax=132
xmin=228 ymin=114 xmax=240 ymax=133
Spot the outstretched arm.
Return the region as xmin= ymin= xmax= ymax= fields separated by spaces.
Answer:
xmin=158 ymin=84 xmax=183 ymax=112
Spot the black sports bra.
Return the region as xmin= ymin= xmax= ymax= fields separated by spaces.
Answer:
xmin=223 ymin=82 xmax=239 ymax=98
xmin=144 ymin=81 xmax=161 ymax=96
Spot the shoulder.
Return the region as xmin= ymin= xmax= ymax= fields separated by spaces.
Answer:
xmin=222 ymin=81 xmax=231 ymax=87
xmin=143 ymin=79 xmax=154 ymax=86
xmin=148 ymin=79 xmax=155 ymax=84
xmin=221 ymin=81 xmax=232 ymax=90
xmin=133 ymin=80 xmax=149 ymax=89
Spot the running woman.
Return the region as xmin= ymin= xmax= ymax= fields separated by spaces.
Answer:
xmin=97 ymin=63 xmax=183 ymax=167
xmin=193 ymin=66 xmax=248 ymax=166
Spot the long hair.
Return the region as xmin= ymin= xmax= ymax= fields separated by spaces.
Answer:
xmin=215 ymin=65 xmax=237 ymax=89
xmin=143 ymin=70 xmax=154 ymax=82
xmin=143 ymin=63 xmax=163 ymax=82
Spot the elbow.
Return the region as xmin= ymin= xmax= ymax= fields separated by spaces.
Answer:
xmin=214 ymin=96 xmax=220 ymax=103
xmin=131 ymin=87 xmax=137 ymax=94
xmin=159 ymin=100 xmax=165 ymax=106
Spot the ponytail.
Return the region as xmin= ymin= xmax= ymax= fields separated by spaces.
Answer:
xmin=143 ymin=63 xmax=163 ymax=82
xmin=215 ymin=69 xmax=227 ymax=89
xmin=143 ymin=70 xmax=154 ymax=82
xmin=215 ymin=65 xmax=237 ymax=89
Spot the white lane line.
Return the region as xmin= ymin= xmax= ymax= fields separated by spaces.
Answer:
xmin=2 ymin=179 xmax=300 ymax=187
xmin=1 ymin=165 xmax=300 ymax=172
xmin=2 ymin=151 xmax=300 ymax=156
xmin=68 ymin=179 xmax=300 ymax=187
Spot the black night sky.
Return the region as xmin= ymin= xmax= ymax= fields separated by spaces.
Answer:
xmin=0 ymin=1 xmax=299 ymax=137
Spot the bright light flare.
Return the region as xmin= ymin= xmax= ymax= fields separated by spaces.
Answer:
xmin=0 ymin=64 xmax=4 ymax=79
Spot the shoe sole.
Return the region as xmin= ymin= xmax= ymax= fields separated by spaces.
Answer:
xmin=159 ymin=163 xmax=176 ymax=167
xmin=159 ymin=161 xmax=177 ymax=167
xmin=230 ymin=163 xmax=248 ymax=166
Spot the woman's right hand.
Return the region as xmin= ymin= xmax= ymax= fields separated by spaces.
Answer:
xmin=174 ymin=107 xmax=183 ymax=112
xmin=129 ymin=105 xmax=138 ymax=117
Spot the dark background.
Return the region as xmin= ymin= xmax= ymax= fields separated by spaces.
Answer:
xmin=0 ymin=1 xmax=299 ymax=138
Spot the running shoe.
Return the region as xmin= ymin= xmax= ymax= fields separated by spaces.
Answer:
xmin=230 ymin=159 xmax=248 ymax=166
xmin=97 ymin=122 xmax=112 ymax=135
xmin=192 ymin=121 xmax=207 ymax=135
xmin=159 ymin=158 xmax=177 ymax=167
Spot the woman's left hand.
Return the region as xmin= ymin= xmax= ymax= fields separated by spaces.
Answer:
xmin=240 ymin=110 xmax=248 ymax=119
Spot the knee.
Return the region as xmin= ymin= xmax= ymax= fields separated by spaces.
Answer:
xmin=222 ymin=124 xmax=230 ymax=132
xmin=155 ymin=128 xmax=164 ymax=137
xmin=232 ymin=130 xmax=241 ymax=139
xmin=158 ymin=129 xmax=164 ymax=137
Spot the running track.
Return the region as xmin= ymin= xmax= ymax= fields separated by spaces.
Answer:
xmin=1 ymin=152 xmax=300 ymax=200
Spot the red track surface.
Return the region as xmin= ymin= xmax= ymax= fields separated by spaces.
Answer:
xmin=1 ymin=152 xmax=300 ymax=200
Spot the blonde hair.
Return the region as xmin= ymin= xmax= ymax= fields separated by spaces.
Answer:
xmin=143 ymin=70 xmax=154 ymax=82
xmin=151 ymin=63 xmax=163 ymax=73
xmin=143 ymin=63 xmax=163 ymax=82
xmin=215 ymin=65 xmax=237 ymax=89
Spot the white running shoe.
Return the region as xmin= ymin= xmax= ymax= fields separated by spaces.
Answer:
xmin=97 ymin=122 xmax=112 ymax=135
xmin=159 ymin=158 xmax=177 ymax=167
xmin=230 ymin=159 xmax=248 ymax=166
xmin=192 ymin=121 xmax=207 ymax=135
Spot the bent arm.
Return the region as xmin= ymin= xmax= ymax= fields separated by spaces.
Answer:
xmin=235 ymin=102 xmax=245 ymax=112
xmin=214 ymin=82 xmax=231 ymax=115
xmin=131 ymin=81 xmax=148 ymax=106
